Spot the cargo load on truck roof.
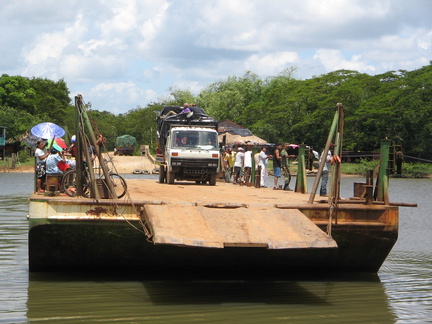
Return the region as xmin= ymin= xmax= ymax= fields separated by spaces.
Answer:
xmin=157 ymin=106 xmax=218 ymax=151
xmin=116 ymin=135 xmax=137 ymax=147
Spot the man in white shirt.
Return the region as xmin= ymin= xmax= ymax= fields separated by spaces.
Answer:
xmin=258 ymin=147 xmax=272 ymax=187
xmin=243 ymin=147 xmax=253 ymax=184
xmin=233 ymin=147 xmax=245 ymax=183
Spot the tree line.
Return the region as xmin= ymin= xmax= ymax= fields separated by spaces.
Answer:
xmin=1 ymin=63 xmax=431 ymax=160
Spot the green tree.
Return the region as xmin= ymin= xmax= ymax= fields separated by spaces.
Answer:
xmin=28 ymin=77 xmax=71 ymax=125
xmin=0 ymin=74 xmax=36 ymax=114
xmin=197 ymin=71 xmax=265 ymax=121
xmin=0 ymin=106 xmax=42 ymax=140
xmin=87 ymin=110 xmax=119 ymax=150
xmin=0 ymin=75 xmax=71 ymax=122
xmin=119 ymin=106 xmax=159 ymax=151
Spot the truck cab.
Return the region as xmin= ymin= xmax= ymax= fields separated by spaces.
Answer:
xmin=162 ymin=126 xmax=219 ymax=185
xmin=157 ymin=106 xmax=220 ymax=185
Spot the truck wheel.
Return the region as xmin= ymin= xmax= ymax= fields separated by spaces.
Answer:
xmin=209 ymin=174 xmax=217 ymax=186
xmin=167 ymin=171 xmax=175 ymax=184
xmin=159 ymin=165 xmax=166 ymax=183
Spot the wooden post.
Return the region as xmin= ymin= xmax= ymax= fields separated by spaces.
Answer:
xmin=377 ymin=140 xmax=390 ymax=204
xmin=295 ymin=144 xmax=308 ymax=193
xmin=308 ymin=105 xmax=340 ymax=203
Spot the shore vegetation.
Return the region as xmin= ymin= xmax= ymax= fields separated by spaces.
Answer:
xmin=1 ymin=63 xmax=431 ymax=173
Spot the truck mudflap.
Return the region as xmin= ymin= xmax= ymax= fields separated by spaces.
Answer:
xmin=142 ymin=204 xmax=337 ymax=249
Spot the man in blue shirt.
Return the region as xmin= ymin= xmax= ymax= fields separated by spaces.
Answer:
xmin=46 ymin=149 xmax=66 ymax=175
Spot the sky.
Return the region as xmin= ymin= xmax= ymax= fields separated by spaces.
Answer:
xmin=1 ymin=0 xmax=432 ymax=115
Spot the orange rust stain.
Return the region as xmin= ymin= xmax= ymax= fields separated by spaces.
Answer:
xmin=85 ymin=207 xmax=108 ymax=216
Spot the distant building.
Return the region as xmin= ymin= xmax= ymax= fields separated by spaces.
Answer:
xmin=0 ymin=126 xmax=6 ymax=160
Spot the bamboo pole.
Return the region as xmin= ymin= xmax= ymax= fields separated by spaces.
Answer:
xmin=295 ymin=144 xmax=308 ymax=193
xmin=308 ymin=107 xmax=340 ymax=204
xmin=377 ymin=140 xmax=390 ymax=204
xmin=76 ymin=95 xmax=117 ymax=199
xmin=75 ymin=96 xmax=100 ymax=199
xmin=74 ymin=96 xmax=83 ymax=197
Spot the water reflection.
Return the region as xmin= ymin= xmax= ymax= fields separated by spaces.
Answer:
xmin=26 ymin=272 xmax=396 ymax=323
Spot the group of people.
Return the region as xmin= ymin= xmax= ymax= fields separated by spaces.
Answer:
xmin=34 ymin=136 xmax=79 ymax=193
xmin=223 ymin=143 xmax=337 ymax=195
xmin=223 ymin=146 xmax=251 ymax=185
xmin=222 ymin=143 xmax=296 ymax=190
xmin=259 ymin=143 xmax=296 ymax=190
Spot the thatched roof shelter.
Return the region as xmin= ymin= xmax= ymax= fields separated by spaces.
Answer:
xmin=218 ymin=120 xmax=267 ymax=146
xmin=218 ymin=132 xmax=268 ymax=146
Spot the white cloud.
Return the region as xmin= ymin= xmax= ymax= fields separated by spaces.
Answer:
xmin=243 ymin=52 xmax=299 ymax=76
xmin=99 ymin=0 xmax=138 ymax=36
xmin=23 ymin=13 xmax=87 ymax=65
xmin=2 ymin=0 xmax=432 ymax=114
xmin=417 ymin=30 xmax=432 ymax=51
xmin=314 ymin=49 xmax=376 ymax=74
xmin=85 ymin=81 xmax=157 ymax=113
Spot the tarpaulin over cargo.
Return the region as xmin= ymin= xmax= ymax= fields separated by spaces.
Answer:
xmin=115 ymin=135 xmax=137 ymax=148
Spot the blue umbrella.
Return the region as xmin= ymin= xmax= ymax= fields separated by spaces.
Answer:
xmin=31 ymin=122 xmax=65 ymax=139
xmin=24 ymin=133 xmax=41 ymax=147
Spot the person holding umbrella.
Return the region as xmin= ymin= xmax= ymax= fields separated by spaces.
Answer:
xmin=31 ymin=122 xmax=66 ymax=193
xmin=35 ymin=140 xmax=49 ymax=193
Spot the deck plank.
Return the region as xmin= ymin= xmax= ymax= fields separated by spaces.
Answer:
xmin=144 ymin=203 xmax=337 ymax=249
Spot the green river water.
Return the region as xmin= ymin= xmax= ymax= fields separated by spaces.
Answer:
xmin=0 ymin=173 xmax=431 ymax=323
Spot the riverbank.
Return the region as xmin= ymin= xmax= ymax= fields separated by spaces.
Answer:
xmin=2 ymin=164 xmax=34 ymax=173
xmin=3 ymin=158 xmax=431 ymax=178
xmin=2 ymin=153 xmax=157 ymax=174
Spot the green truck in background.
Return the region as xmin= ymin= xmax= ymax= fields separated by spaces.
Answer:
xmin=114 ymin=135 xmax=137 ymax=156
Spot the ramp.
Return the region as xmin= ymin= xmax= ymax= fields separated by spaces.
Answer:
xmin=143 ymin=204 xmax=337 ymax=249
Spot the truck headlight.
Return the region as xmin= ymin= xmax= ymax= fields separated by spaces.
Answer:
xmin=208 ymin=163 xmax=218 ymax=167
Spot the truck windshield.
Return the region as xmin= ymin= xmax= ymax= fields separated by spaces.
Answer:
xmin=173 ymin=130 xmax=218 ymax=150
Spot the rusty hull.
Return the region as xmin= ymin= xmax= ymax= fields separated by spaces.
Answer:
xmin=28 ymin=180 xmax=398 ymax=274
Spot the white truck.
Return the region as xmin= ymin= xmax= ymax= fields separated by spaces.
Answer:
xmin=156 ymin=106 xmax=220 ymax=185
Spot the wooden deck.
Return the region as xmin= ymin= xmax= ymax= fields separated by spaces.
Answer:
xmin=124 ymin=179 xmax=315 ymax=206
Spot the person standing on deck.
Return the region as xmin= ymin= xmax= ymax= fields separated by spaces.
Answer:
xmin=243 ymin=147 xmax=253 ymax=184
xmin=223 ymin=148 xmax=234 ymax=182
xmin=233 ymin=147 xmax=244 ymax=184
xmin=273 ymin=144 xmax=283 ymax=190
xmin=281 ymin=143 xmax=295 ymax=191
xmin=319 ymin=148 xmax=333 ymax=196
xmin=35 ymin=140 xmax=49 ymax=193
xmin=258 ymin=146 xmax=272 ymax=188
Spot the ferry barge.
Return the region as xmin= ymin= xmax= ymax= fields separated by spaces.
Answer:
xmin=27 ymin=100 xmax=411 ymax=275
